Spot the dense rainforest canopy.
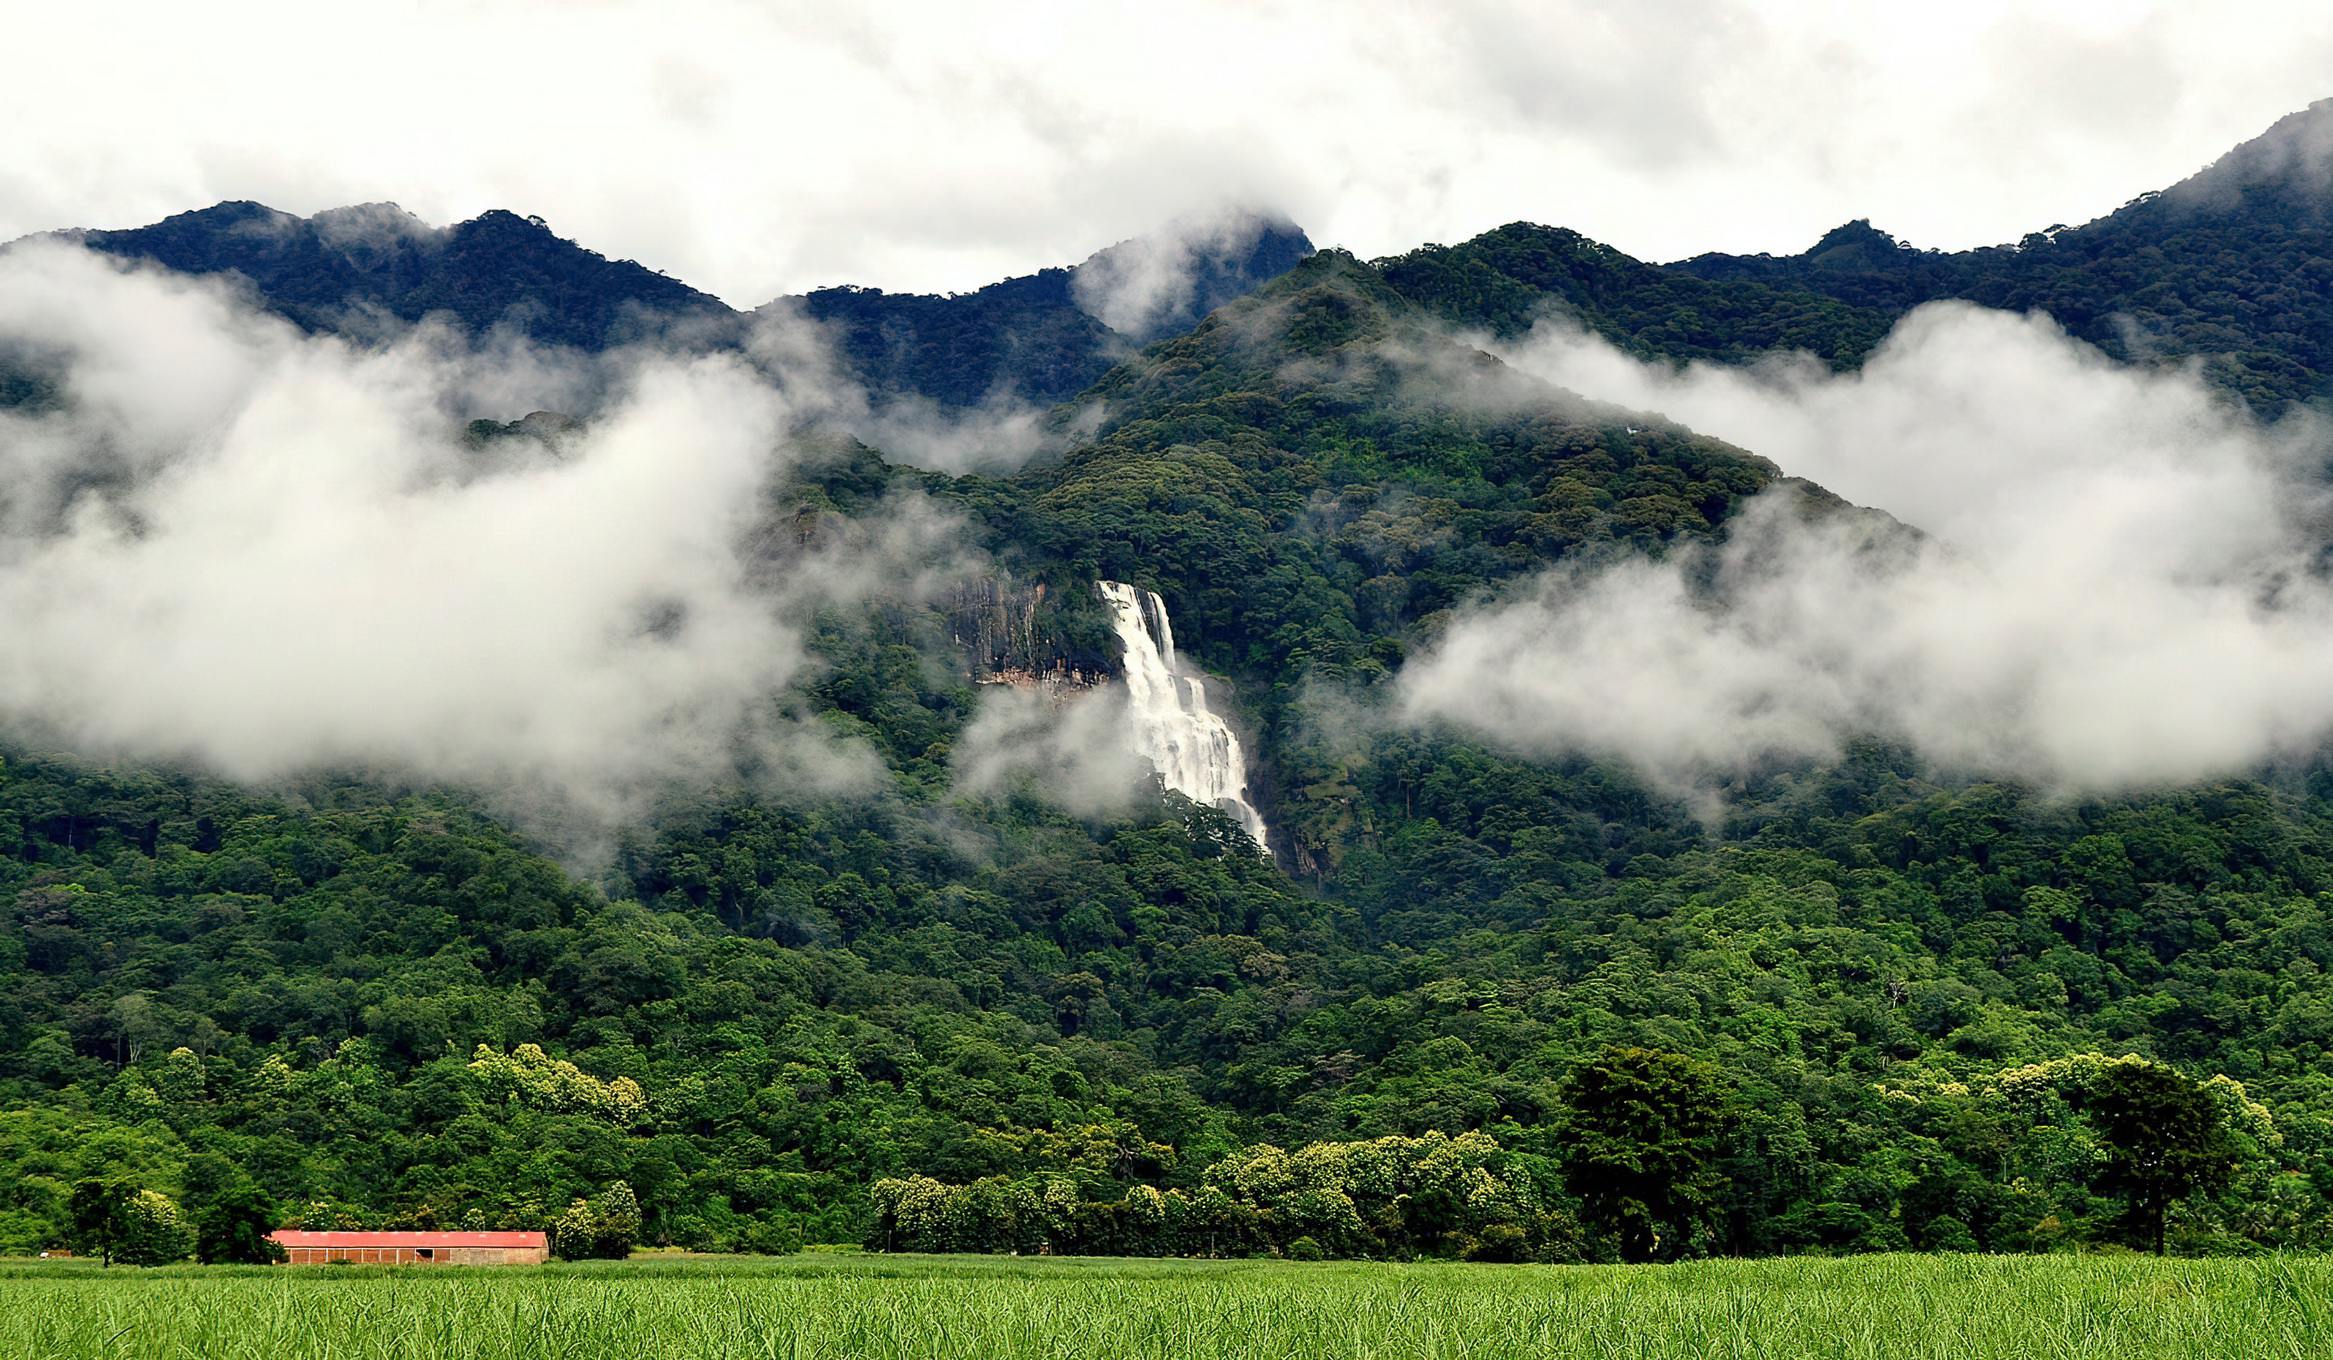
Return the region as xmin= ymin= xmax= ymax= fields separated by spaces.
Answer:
xmin=8 ymin=103 xmax=2333 ymax=1265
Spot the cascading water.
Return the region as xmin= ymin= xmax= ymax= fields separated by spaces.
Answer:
xmin=1097 ymin=581 xmax=1272 ymax=855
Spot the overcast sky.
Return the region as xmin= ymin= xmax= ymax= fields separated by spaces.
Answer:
xmin=6 ymin=0 xmax=2332 ymax=304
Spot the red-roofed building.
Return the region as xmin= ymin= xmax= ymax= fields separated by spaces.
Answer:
xmin=267 ymin=1230 xmax=550 ymax=1265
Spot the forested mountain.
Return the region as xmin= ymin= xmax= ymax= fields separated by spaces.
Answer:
xmin=1385 ymin=99 xmax=2333 ymax=412
xmin=777 ymin=214 xmax=1314 ymax=407
xmin=8 ymin=105 xmax=2333 ymax=1265
xmin=67 ymin=202 xmax=732 ymax=349
xmin=36 ymin=203 xmax=1311 ymax=411
xmin=1378 ymin=224 xmax=1898 ymax=368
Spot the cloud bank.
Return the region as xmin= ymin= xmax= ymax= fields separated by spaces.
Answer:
xmin=949 ymin=684 xmax=1152 ymax=818
xmin=0 ymin=243 xmax=963 ymax=833
xmin=1070 ymin=211 xmax=1300 ymax=344
xmin=7 ymin=3 xmax=2333 ymax=301
xmin=742 ymin=302 xmax=1093 ymax=475
xmin=1398 ymin=302 xmax=2333 ymax=795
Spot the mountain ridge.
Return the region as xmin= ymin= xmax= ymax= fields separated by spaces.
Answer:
xmin=25 ymin=97 xmax=2333 ymax=412
xmin=1658 ymin=99 xmax=2333 ymax=406
xmin=22 ymin=203 xmax=1315 ymax=414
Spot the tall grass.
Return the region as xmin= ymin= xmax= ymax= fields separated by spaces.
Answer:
xmin=1 ymin=1252 xmax=2326 ymax=1359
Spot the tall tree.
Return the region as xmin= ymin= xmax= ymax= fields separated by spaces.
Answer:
xmin=2089 ymin=1063 xmax=2239 ymax=1255
xmin=1560 ymin=1047 xmax=1737 ymax=1262
xmin=186 ymin=1158 xmax=286 ymax=1266
xmin=67 ymin=1179 xmax=191 ymax=1267
xmin=66 ymin=1179 xmax=132 ymax=1268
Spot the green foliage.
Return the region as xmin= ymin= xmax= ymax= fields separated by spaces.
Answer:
xmin=111 ymin=1189 xmax=193 ymax=1267
xmin=2089 ymin=1063 xmax=2240 ymax=1254
xmin=64 ymin=1180 xmax=131 ymax=1267
xmin=16 ymin=124 xmax=2333 ymax=1272
xmin=552 ymin=1182 xmax=641 ymax=1261
xmin=1561 ymin=1048 xmax=1736 ymax=1262
xmin=1379 ymin=223 xmax=1894 ymax=366
xmin=181 ymin=1150 xmax=284 ymax=1265
xmin=67 ymin=1179 xmax=189 ymax=1267
xmin=867 ymin=1130 xmax=1566 ymax=1261
xmin=187 ymin=1181 xmax=283 ymax=1266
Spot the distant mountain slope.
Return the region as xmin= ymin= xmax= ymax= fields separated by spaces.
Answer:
xmin=1376 ymin=223 xmax=1896 ymax=367
xmin=787 ymin=269 xmax=1116 ymax=409
xmin=1364 ymin=102 xmax=2333 ymax=413
xmin=780 ymin=214 xmax=1313 ymax=408
xmin=1675 ymin=100 xmax=2333 ymax=409
xmin=69 ymin=201 xmax=733 ymax=349
xmin=44 ymin=204 xmax=1312 ymax=411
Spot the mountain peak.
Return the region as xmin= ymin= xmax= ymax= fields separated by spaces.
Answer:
xmin=68 ymin=200 xmax=728 ymax=348
xmin=1800 ymin=219 xmax=1913 ymax=270
xmin=1069 ymin=210 xmax=1314 ymax=342
xmin=459 ymin=208 xmax=560 ymax=239
xmin=2169 ymin=97 xmax=2333 ymax=207
xmin=779 ymin=212 xmax=1314 ymax=409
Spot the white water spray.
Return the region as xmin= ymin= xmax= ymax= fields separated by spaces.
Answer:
xmin=1097 ymin=581 xmax=1271 ymax=854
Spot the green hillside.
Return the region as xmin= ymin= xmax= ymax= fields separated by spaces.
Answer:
xmin=10 ymin=105 xmax=2333 ymax=1266
xmin=11 ymin=235 xmax=2333 ymax=1262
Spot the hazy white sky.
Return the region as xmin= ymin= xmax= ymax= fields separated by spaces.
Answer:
xmin=6 ymin=0 xmax=2331 ymax=303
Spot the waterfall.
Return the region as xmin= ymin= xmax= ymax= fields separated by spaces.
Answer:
xmin=1097 ymin=581 xmax=1271 ymax=854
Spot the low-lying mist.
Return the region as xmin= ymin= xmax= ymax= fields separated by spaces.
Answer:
xmin=1396 ymin=301 xmax=2333 ymax=798
xmin=0 ymin=243 xmax=985 ymax=840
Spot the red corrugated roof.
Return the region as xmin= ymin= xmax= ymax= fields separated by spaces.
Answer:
xmin=269 ymin=1230 xmax=548 ymax=1248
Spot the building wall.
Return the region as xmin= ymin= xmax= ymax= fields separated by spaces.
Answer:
xmin=279 ymin=1245 xmax=549 ymax=1265
xmin=445 ymin=1246 xmax=550 ymax=1265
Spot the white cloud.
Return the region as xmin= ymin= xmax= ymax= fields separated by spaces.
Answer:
xmin=4 ymin=2 xmax=2330 ymax=301
xmin=0 ymin=243 xmax=963 ymax=835
xmin=1069 ymin=210 xmax=1296 ymax=342
xmin=742 ymin=303 xmax=1096 ymax=473
xmin=950 ymin=684 xmax=1152 ymax=817
xmin=1398 ymin=301 xmax=2333 ymax=795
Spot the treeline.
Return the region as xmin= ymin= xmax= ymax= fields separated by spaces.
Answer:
xmin=870 ymin=1048 xmax=2311 ymax=1262
xmin=0 ymin=748 xmax=1310 ymax=1256
xmin=48 ymin=1164 xmax=641 ymax=1266
xmin=870 ymin=1129 xmax=1556 ymax=1262
xmin=12 ymin=692 xmax=2333 ymax=1258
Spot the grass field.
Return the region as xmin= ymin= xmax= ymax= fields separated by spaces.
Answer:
xmin=2 ymin=1251 xmax=2328 ymax=1359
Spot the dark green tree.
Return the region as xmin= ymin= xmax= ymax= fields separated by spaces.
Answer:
xmin=189 ymin=1180 xmax=287 ymax=1265
xmin=69 ymin=1179 xmax=191 ymax=1267
xmin=66 ymin=1179 xmax=133 ymax=1267
xmin=182 ymin=1152 xmax=280 ymax=1264
xmin=2089 ymin=1063 xmax=2239 ymax=1254
xmin=1560 ymin=1047 xmax=1737 ymax=1262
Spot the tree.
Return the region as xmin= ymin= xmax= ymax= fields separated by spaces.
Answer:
xmin=190 ymin=1179 xmax=286 ymax=1265
xmin=592 ymin=1181 xmax=642 ymax=1260
xmin=70 ymin=1179 xmax=192 ymax=1266
xmin=67 ymin=1179 xmax=132 ymax=1267
xmin=1560 ymin=1047 xmax=1736 ymax=1262
xmin=551 ymin=1182 xmax=641 ymax=1260
xmin=2089 ymin=1063 xmax=2239 ymax=1254
xmin=114 ymin=1190 xmax=194 ymax=1266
